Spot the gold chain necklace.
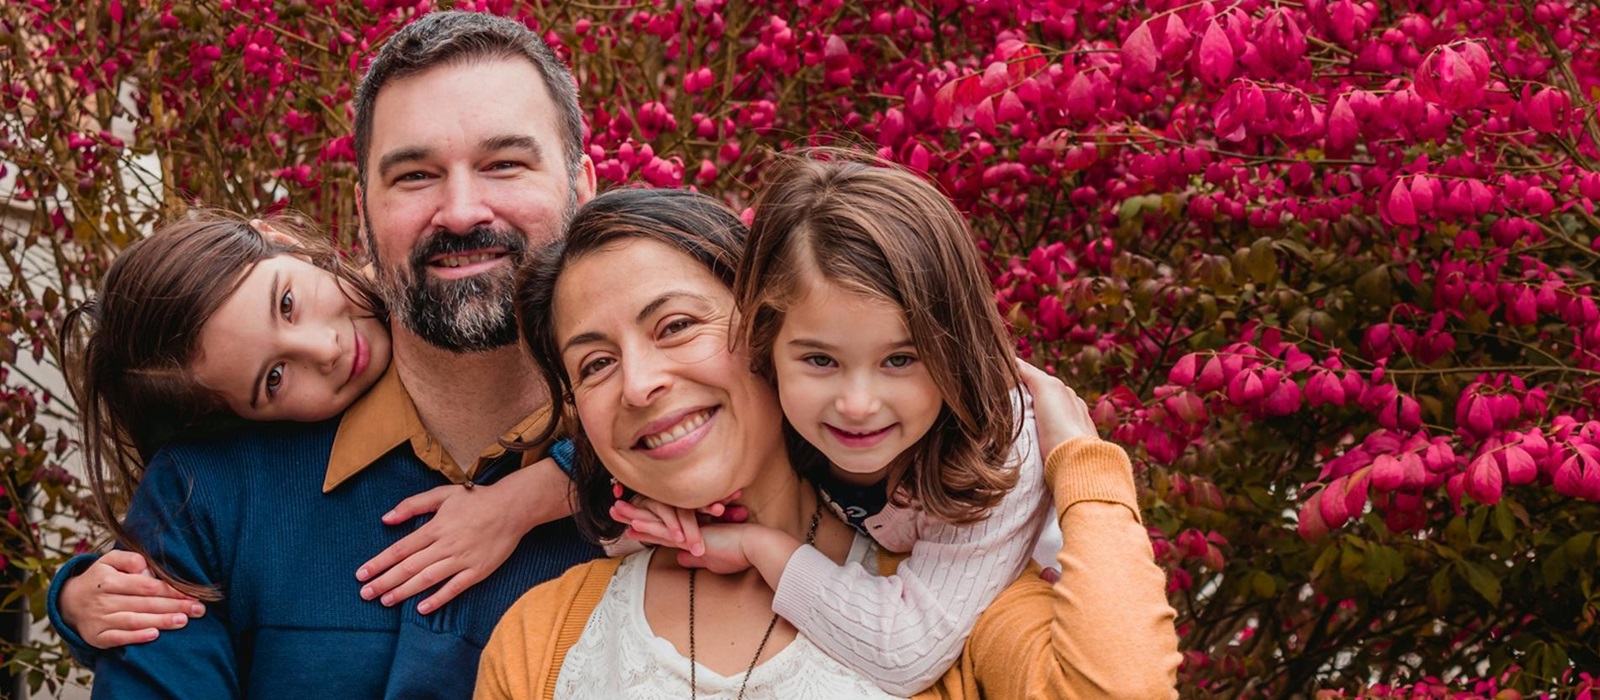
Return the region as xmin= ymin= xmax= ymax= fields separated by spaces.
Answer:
xmin=688 ymin=498 xmax=825 ymax=700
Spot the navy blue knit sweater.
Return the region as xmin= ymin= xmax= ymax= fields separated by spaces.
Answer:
xmin=61 ymin=418 xmax=599 ymax=699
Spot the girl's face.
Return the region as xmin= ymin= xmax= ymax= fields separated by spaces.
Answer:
xmin=192 ymin=254 xmax=392 ymax=422
xmin=555 ymin=238 xmax=788 ymax=509
xmin=772 ymin=277 xmax=943 ymax=481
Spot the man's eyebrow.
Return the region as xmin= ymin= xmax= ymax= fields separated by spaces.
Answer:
xmin=481 ymin=134 xmax=544 ymax=162
xmin=250 ymin=271 xmax=281 ymax=409
xmin=377 ymin=146 xmax=431 ymax=179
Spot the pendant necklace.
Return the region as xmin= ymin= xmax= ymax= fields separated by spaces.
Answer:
xmin=688 ymin=497 xmax=825 ymax=700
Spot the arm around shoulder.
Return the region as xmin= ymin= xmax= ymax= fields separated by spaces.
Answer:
xmin=942 ymin=437 xmax=1181 ymax=699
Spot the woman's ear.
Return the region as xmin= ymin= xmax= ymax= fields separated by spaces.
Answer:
xmin=249 ymin=219 xmax=299 ymax=247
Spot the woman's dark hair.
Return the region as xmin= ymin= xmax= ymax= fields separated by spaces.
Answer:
xmin=62 ymin=210 xmax=383 ymax=599
xmin=513 ymin=188 xmax=747 ymax=542
xmin=737 ymin=151 xmax=1022 ymax=524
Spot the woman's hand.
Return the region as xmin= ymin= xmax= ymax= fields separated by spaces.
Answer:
xmin=58 ymin=550 xmax=206 ymax=649
xmin=357 ymin=458 xmax=571 ymax=614
xmin=1017 ymin=360 xmax=1098 ymax=450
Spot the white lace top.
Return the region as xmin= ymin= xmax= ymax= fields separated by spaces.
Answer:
xmin=553 ymin=536 xmax=905 ymax=700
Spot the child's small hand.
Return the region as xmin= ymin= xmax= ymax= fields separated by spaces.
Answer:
xmin=1017 ymin=360 xmax=1098 ymax=449
xmin=673 ymin=523 xmax=760 ymax=575
xmin=59 ymin=550 xmax=206 ymax=649
xmin=610 ymin=491 xmax=746 ymax=557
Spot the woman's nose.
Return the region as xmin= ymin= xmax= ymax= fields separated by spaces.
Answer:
xmin=620 ymin=349 xmax=673 ymax=407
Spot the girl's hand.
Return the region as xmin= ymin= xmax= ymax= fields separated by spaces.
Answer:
xmin=1017 ymin=360 xmax=1098 ymax=449
xmin=357 ymin=458 xmax=570 ymax=614
xmin=673 ymin=523 xmax=760 ymax=574
xmin=610 ymin=492 xmax=747 ymax=557
xmin=59 ymin=550 xmax=206 ymax=649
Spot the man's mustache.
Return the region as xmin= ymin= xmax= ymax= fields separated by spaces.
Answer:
xmin=406 ymin=227 xmax=528 ymax=270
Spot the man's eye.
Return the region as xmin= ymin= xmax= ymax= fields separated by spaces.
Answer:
xmin=279 ymin=290 xmax=294 ymax=320
xmin=802 ymin=355 xmax=837 ymax=369
xmin=265 ymin=364 xmax=285 ymax=397
xmin=395 ymin=171 xmax=429 ymax=183
xmin=884 ymin=354 xmax=916 ymax=369
xmin=579 ymin=357 xmax=615 ymax=379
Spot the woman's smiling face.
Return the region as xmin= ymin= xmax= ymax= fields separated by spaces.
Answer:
xmin=554 ymin=237 xmax=787 ymax=509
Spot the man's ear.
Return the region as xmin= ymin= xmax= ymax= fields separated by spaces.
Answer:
xmin=249 ymin=219 xmax=299 ymax=247
xmin=576 ymin=155 xmax=598 ymax=206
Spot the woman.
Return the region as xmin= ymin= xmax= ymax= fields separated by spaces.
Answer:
xmin=476 ymin=188 xmax=1181 ymax=698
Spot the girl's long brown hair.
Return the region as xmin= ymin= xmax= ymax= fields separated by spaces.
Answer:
xmin=737 ymin=152 xmax=1023 ymax=525
xmin=61 ymin=211 xmax=383 ymax=599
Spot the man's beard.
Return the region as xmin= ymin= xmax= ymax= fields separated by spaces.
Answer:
xmin=373 ymin=225 xmax=527 ymax=353
xmin=368 ymin=179 xmax=579 ymax=354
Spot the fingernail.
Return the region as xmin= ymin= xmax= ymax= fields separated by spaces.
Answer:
xmin=356 ymin=567 xmax=370 ymax=581
xmin=380 ymin=593 xmax=394 ymax=606
xmin=360 ymin=585 xmax=375 ymax=600
xmin=382 ymin=511 xmax=396 ymax=522
xmin=417 ymin=602 xmax=432 ymax=615
xmin=189 ymin=603 xmax=206 ymax=617
xmin=171 ymin=614 xmax=188 ymax=627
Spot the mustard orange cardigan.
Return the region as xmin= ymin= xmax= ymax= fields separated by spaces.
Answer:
xmin=476 ymin=437 xmax=1182 ymax=699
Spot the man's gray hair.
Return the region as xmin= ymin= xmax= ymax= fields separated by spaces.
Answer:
xmin=352 ymin=11 xmax=585 ymax=187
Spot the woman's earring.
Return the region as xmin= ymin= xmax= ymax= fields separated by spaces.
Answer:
xmin=611 ymin=477 xmax=624 ymax=499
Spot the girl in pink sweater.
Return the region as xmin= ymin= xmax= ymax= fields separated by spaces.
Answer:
xmin=610 ymin=154 xmax=1069 ymax=696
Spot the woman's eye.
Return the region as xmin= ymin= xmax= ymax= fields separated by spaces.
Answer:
xmin=279 ymin=290 xmax=294 ymax=320
xmin=884 ymin=354 xmax=917 ymax=369
xmin=802 ymin=354 xmax=837 ymax=369
xmin=265 ymin=364 xmax=285 ymax=396
xmin=661 ymin=317 xmax=696 ymax=338
xmin=579 ymin=357 xmax=615 ymax=379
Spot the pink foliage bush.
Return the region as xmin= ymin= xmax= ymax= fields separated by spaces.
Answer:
xmin=3 ymin=0 xmax=1600 ymax=696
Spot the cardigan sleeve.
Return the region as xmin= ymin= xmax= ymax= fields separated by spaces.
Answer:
xmin=926 ymin=437 xmax=1182 ymax=699
xmin=476 ymin=559 xmax=619 ymax=700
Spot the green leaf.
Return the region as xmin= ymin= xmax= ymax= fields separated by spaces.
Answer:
xmin=1245 ymin=237 xmax=1278 ymax=285
xmin=1493 ymin=500 xmax=1515 ymax=542
xmin=1457 ymin=560 xmax=1503 ymax=605
xmin=1428 ymin=568 xmax=1453 ymax=613
xmin=1468 ymin=506 xmax=1489 ymax=544
xmin=1564 ymin=531 xmax=1596 ymax=561
xmin=1542 ymin=547 xmax=1570 ymax=588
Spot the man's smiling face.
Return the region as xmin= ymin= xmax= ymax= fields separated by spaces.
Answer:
xmin=361 ymin=56 xmax=594 ymax=353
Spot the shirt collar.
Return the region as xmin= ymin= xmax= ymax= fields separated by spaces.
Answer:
xmin=323 ymin=363 xmax=554 ymax=492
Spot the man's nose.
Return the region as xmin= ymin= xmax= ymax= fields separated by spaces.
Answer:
xmin=433 ymin=173 xmax=495 ymax=234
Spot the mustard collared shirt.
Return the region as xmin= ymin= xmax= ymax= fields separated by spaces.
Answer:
xmin=323 ymin=364 xmax=555 ymax=493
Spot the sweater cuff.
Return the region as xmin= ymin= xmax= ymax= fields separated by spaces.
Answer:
xmin=771 ymin=544 xmax=835 ymax=623
xmin=1044 ymin=437 xmax=1143 ymax=524
xmin=47 ymin=552 xmax=103 ymax=667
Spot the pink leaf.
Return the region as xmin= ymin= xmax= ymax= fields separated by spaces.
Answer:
xmin=1501 ymin=446 xmax=1537 ymax=485
xmin=1195 ymin=21 xmax=1235 ymax=87
xmin=1120 ymin=21 xmax=1160 ymax=82
xmin=1325 ymin=95 xmax=1358 ymax=155
xmin=1466 ymin=452 xmax=1504 ymax=505
xmin=1382 ymin=179 xmax=1418 ymax=226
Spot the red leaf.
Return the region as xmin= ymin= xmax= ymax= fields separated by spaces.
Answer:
xmin=1120 ymin=21 xmax=1159 ymax=82
xmin=1195 ymin=21 xmax=1235 ymax=87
